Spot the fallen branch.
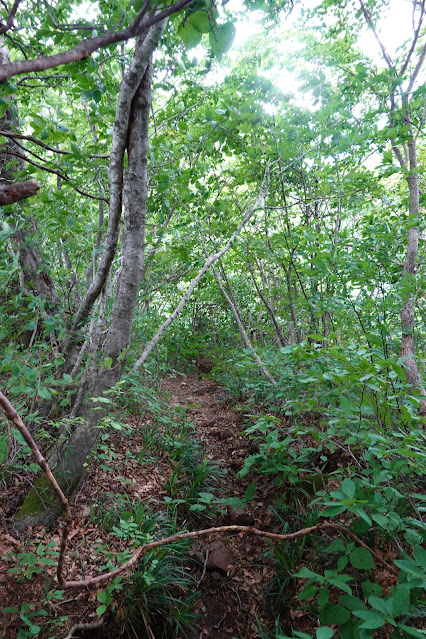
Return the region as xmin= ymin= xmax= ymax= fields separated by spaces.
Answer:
xmin=64 ymin=619 xmax=103 ymax=639
xmin=63 ymin=521 xmax=397 ymax=588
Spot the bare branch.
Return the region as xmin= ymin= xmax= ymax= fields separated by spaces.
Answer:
xmin=0 ymin=149 xmax=108 ymax=201
xmin=399 ymin=0 xmax=425 ymax=78
xmin=0 ymin=391 xmax=71 ymax=587
xmin=407 ymin=39 xmax=426 ymax=93
xmin=0 ymin=128 xmax=109 ymax=158
xmin=359 ymin=0 xmax=393 ymax=69
xmin=63 ymin=521 xmax=396 ymax=589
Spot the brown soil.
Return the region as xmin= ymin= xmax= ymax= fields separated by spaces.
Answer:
xmin=160 ymin=374 xmax=281 ymax=639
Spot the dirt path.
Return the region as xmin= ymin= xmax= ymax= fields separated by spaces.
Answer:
xmin=0 ymin=374 xmax=281 ymax=639
xmin=162 ymin=375 xmax=277 ymax=639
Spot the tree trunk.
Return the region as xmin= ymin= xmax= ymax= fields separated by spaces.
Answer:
xmin=246 ymin=243 xmax=285 ymax=347
xmin=400 ymin=146 xmax=426 ymax=415
xmin=14 ymin=20 xmax=166 ymax=531
xmin=134 ymin=177 xmax=270 ymax=370
xmin=211 ymin=261 xmax=276 ymax=384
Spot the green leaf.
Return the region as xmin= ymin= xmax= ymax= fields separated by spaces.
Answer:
xmin=97 ymin=591 xmax=107 ymax=604
xmin=27 ymin=552 xmax=37 ymax=567
xmin=367 ymin=596 xmax=387 ymax=615
xmin=320 ymin=604 xmax=350 ymax=625
xmin=11 ymin=428 xmax=31 ymax=453
xmin=352 ymin=610 xmax=385 ymax=629
xmin=37 ymin=387 xmax=52 ymax=400
xmin=244 ymin=482 xmax=255 ymax=502
xmin=103 ymin=357 xmax=113 ymax=369
xmin=308 ymin=333 xmax=325 ymax=342
xmin=398 ymin=625 xmax=426 ymax=638
xmin=362 ymin=581 xmax=382 ymax=597
xmin=0 ymin=435 xmax=8 ymax=464
xmin=327 ymin=577 xmax=352 ymax=595
xmin=29 ymin=625 xmax=41 ymax=635
xmin=188 ymin=10 xmax=213 ymax=33
xmin=339 ymin=594 xmax=367 ymax=611
xmin=317 ymin=587 xmax=329 ymax=607
xmin=294 ymin=566 xmax=322 ymax=580
xmin=386 ymin=584 xmax=410 ymax=618
xmin=96 ymin=604 xmax=107 ymax=617
xmin=209 ymin=22 xmax=236 ymax=59
xmin=414 ymin=544 xmax=426 ymax=570
xmin=349 ymin=547 xmax=375 ymax=570
xmin=394 ymin=558 xmax=425 ymax=578
xmin=316 ymin=628 xmax=333 ymax=639
xmin=341 ymin=478 xmax=356 ymax=499
xmin=178 ymin=21 xmax=202 ymax=49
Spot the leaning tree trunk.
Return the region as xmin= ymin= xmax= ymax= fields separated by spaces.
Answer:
xmin=14 ymin=20 xmax=166 ymax=531
xmin=211 ymin=260 xmax=276 ymax=384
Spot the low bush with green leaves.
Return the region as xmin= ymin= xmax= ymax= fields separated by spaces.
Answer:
xmin=216 ymin=340 xmax=426 ymax=639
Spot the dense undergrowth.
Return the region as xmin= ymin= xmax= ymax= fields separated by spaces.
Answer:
xmin=1 ymin=335 xmax=426 ymax=638
xmin=209 ymin=342 xmax=426 ymax=638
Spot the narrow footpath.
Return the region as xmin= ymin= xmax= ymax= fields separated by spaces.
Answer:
xmin=162 ymin=374 xmax=279 ymax=639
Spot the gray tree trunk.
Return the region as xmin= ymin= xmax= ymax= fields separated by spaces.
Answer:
xmin=14 ymin=20 xmax=166 ymax=531
xmin=400 ymin=141 xmax=426 ymax=415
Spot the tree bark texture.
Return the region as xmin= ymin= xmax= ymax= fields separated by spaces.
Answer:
xmin=400 ymin=164 xmax=426 ymax=414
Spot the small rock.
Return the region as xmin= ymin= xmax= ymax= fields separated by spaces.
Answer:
xmin=226 ymin=506 xmax=255 ymax=526
xmin=207 ymin=542 xmax=235 ymax=575
xmin=200 ymin=419 xmax=216 ymax=428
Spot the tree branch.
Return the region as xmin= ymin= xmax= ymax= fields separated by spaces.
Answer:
xmin=359 ymin=0 xmax=393 ymax=69
xmin=0 ymin=0 xmax=21 ymax=35
xmin=0 ymin=0 xmax=195 ymax=83
xmin=0 ymin=391 xmax=71 ymax=587
xmin=0 ymin=129 xmax=109 ymax=158
xmin=0 ymin=178 xmax=39 ymax=204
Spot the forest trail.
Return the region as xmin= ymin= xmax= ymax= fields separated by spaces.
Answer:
xmin=161 ymin=374 xmax=277 ymax=639
xmin=0 ymin=373 xmax=282 ymax=639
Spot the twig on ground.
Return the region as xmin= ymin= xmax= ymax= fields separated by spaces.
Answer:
xmin=63 ymin=521 xmax=397 ymax=588
xmin=196 ymin=548 xmax=209 ymax=587
xmin=140 ymin=608 xmax=155 ymax=639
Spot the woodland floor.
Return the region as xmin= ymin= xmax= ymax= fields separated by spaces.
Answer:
xmin=0 ymin=373 xmax=398 ymax=638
